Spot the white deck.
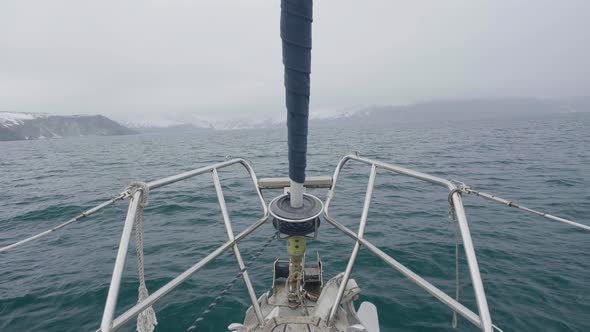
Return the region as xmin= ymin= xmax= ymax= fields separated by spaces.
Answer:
xmin=231 ymin=273 xmax=378 ymax=332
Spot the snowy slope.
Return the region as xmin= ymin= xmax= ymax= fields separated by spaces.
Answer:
xmin=0 ymin=112 xmax=47 ymax=128
xmin=0 ymin=112 xmax=136 ymax=141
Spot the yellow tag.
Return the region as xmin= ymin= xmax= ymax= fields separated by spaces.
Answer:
xmin=286 ymin=237 xmax=306 ymax=257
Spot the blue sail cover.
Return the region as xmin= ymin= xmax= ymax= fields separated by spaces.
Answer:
xmin=281 ymin=0 xmax=312 ymax=184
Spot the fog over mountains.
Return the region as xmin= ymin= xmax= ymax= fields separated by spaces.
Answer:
xmin=1 ymin=97 xmax=588 ymax=141
xmin=123 ymin=97 xmax=590 ymax=131
xmin=122 ymin=106 xmax=362 ymax=131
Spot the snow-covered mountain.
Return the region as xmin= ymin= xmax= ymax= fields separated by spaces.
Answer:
xmin=0 ymin=112 xmax=136 ymax=141
xmin=0 ymin=112 xmax=48 ymax=128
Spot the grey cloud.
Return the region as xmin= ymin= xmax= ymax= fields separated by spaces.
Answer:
xmin=1 ymin=0 xmax=588 ymax=121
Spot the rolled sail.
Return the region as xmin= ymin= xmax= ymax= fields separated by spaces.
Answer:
xmin=281 ymin=0 xmax=312 ymax=185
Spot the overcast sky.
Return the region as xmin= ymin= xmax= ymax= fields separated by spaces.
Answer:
xmin=1 ymin=0 xmax=588 ymax=121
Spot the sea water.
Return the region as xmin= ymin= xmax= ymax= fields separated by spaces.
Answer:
xmin=1 ymin=112 xmax=589 ymax=331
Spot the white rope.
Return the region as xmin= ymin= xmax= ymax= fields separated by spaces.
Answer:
xmin=128 ymin=182 xmax=158 ymax=332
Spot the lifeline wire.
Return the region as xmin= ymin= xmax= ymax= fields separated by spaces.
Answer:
xmin=186 ymin=233 xmax=277 ymax=332
xmin=461 ymin=187 xmax=590 ymax=231
xmin=0 ymin=192 xmax=128 ymax=254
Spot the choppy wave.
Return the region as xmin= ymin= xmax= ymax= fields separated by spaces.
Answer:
xmin=1 ymin=112 xmax=589 ymax=331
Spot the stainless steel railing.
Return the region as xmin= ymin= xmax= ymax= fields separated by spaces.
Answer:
xmin=99 ymin=158 xmax=269 ymax=332
xmin=5 ymin=154 xmax=584 ymax=331
xmin=323 ymin=153 xmax=493 ymax=332
xmin=100 ymin=155 xmax=494 ymax=332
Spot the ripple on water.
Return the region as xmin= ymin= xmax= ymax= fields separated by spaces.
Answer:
xmin=1 ymin=113 xmax=589 ymax=331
